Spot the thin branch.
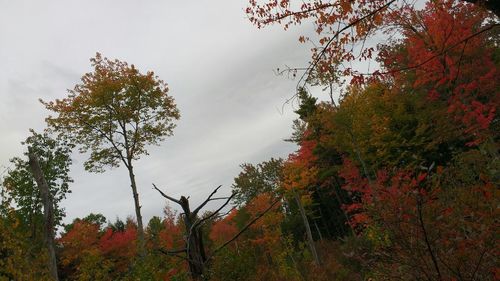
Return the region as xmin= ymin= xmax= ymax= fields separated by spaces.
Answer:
xmin=364 ymin=23 xmax=499 ymax=76
xmin=295 ymin=0 xmax=397 ymax=89
xmin=158 ymin=249 xmax=189 ymax=262
xmin=160 ymin=247 xmax=187 ymax=254
xmin=152 ymin=183 xmax=181 ymax=204
xmin=212 ymin=206 xmax=237 ymax=220
xmin=192 ymin=185 xmax=222 ymax=216
xmin=417 ymin=195 xmax=442 ymax=280
xmin=471 ymin=247 xmax=488 ymax=281
xmin=257 ymin=3 xmax=335 ymax=25
xmin=193 ymin=193 xmax=236 ymax=228
xmin=206 ymin=198 xmax=281 ymax=262
xmin=207 ymin=196 xmax=231 ymax=201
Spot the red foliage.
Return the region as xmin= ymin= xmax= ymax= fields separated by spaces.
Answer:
xmin=99 ymin=227 xmax=137 ymax=257
xmin=288 ymin=137 xmax=317 ymax=165
xmin=58 ymin=221 xmax=101 ymax=266
xmin=98 ymin=224 xmax=137 ymax=272
xmin=158 ymin=214 xmax=182 ymax=250
xmin=382 ymin=0 xmax=499 ymax=145
xmin=209 ymin=209 xmax=239 ymax=244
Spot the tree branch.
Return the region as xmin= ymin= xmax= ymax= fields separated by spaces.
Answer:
xmin=192 ymin=185 xmax=223 ymax=216
xmin=158 ymin=249 xmax=189 ymax=262
xmin=417 ymin=195 xmax=442 ymax=280
xmin=371 ymin=23 xmax=500 ymax=76
xmin=193 ymin=193 xmax=236 ymax=228
xmin=152 ymin=183 xmax=181 ymax=204
xmin=295 ymin=0 xmax=397 ymax=88
xmin=257 ymin=3 xmax=335 ymax=25
xmin=206 ymin=197 xmax=281 ymax=262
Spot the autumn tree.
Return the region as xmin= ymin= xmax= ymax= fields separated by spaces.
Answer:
xmin=339 ymin=156 xmax=498 ymax=279
xmin=42 ymin=53 xmax=180 ymax=256
xmin=246 ymin=0 xmax=499 ymax=91
xmin=232 ymin=158 xmax=283 ymax=206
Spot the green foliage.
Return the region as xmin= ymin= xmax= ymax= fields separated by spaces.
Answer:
xmin=2 ymin=130 xmax=72 ymax=231
xmin=232 ymin=158 xmax=284 ymax=206
xmin=294 ymin=88 xmax=317 ymax=121
xmin=64 ymin=213 xmax=107 ymax=233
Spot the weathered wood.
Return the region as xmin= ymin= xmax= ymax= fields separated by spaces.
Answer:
xmin=28 ymin=151 xmax=59 ymax=281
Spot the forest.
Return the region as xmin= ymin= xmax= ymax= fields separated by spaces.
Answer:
xmin=0 ymin=0 xmax=498 ymax=280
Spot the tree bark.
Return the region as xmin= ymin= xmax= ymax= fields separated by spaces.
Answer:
xmin=28 ymin=152 xmax=59 ymax=281
xmin=127 ymin=163 xmax=146 ymax=257
xmin=178 ymin=196 xmax=206 ymax=280
xmin=292 ymin=188 xmax=321 ymax=266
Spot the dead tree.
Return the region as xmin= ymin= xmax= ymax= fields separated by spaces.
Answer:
xmin=28 ymin=150 xmax=59 ymax=281
xmin=153 ymin=184 xmax=280 ymax=280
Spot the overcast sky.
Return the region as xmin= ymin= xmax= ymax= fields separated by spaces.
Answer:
xmin=0 ymin=0 xmax=321 ymax=226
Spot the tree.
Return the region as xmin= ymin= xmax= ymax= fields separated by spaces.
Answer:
xmin=152 ymin=184 xmax=233 ymax=280
xmin=28 ymin=151 xmax=59 ymax=281
xmin=246 ymin=0 xmax=499 ymax=90
xmin=1 ymin=130 xmax=72 ymax=281
xmin=2 ymin=130 xmax=72 ymax=236
xmin=339 ymin=157 xmax=498 ymax=280
xmin=153 ymin=183 xmax=283 ymax=280
xmin=232 ymin=158 xmax=284 ymax=206
xmin=63 ymin=213 xmax=107 ymax=233
xmin=42 ymin=53 xmax=180 ymax=256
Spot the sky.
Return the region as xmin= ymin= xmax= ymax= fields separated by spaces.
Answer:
xmin=0 ymin=0 xmax=318 ymax=226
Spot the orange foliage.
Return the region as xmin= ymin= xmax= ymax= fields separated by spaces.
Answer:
xmin=58 ymin=221 xmax=100 ymax=267
xmin=209 ymin=209 xmax=239 ymax=244
xmin=245 ymin=193 xmax=283 ymax=247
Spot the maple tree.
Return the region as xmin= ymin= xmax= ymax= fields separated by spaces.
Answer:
xmin=42 ymin=53 xmax=180 ymax=256
xmin=243 ymin=1 xmax=498 ymax=279
xmin=339 ymin=155 xmax=498 ymax=279
xmin=246 ymin=0 xmax=498 ymax=90
xmin=380 ymin=0 xmax=499 ymax=146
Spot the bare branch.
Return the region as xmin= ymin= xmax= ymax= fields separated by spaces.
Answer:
xmin=194 ymin=192 xmax=236 ymax=228
xmin=152 ymin=183 xmax=181 ymax=205
xmin=158 ymin=249 xmax=189 ymax=262
xmin=160 ymin=248 xmax=187 ymax=254
xmin=417 ymin=195 xmax=442 ymax=280
xmin=361 ymin=23 xmax=499 ymax=76
xmin=206 ymin=197 xmax=281 ymax=262
xmin=192 ymin=185 xmax=223 ymax=216
xmin=208 ymin=197 xmax=231 ymax=201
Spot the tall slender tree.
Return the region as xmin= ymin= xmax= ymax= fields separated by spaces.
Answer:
xmin=42 ymin=53 xmax=180 ymax=255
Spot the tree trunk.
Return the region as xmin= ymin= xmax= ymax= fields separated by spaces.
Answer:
xmin=127 ymin=164 xmax=146 ymax=257
xmin=292 ymin=189 xmax=321 ymax=266
xmin=179 ymin=196 xmax=206 ymax=280
xmin=28 ymin=152 xmax=59 ymax=281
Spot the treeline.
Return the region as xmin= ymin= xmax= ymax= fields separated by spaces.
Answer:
xmin=1 ymin=0 xmax=499 ymax=280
